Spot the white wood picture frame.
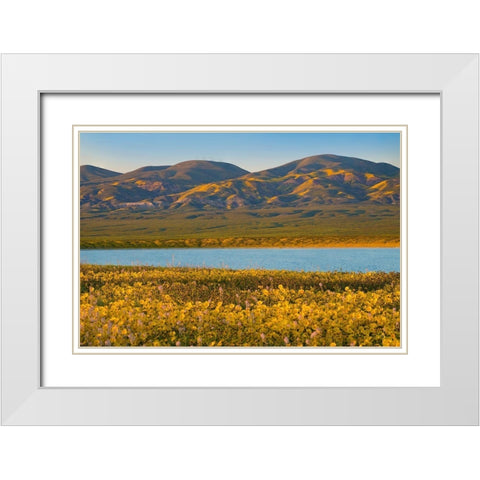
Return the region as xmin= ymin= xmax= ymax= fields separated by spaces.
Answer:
xmin=1 ymin=54 xmax=478 ymax=425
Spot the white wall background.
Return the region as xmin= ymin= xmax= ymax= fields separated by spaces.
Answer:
xmin=1 ymin=1 xmax=478 ymax=479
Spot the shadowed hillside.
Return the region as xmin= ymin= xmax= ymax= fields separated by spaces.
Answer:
xmin=80 ymin=165 xmax=121 ymax=183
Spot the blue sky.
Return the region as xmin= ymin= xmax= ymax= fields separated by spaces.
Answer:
xmin=80 ymin=132 xmax=401 ymax=173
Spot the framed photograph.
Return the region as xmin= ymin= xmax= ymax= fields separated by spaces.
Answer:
xmin=1 ymin=54 xmax=478 ymax=424
xmin=74 ymin=124 xmax=406 ymax=354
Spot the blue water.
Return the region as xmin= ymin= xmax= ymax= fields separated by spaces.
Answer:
xmin=80 ymin=248 xmax=399 ymax=272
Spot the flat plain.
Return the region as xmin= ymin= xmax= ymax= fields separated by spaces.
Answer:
xmin=81 ymin=204 xmax=400 ymax=248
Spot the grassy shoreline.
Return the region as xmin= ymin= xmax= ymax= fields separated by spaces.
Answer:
xmin=80 ymin=237 xmax=400 ymax=249
xmin=80 ymin=265 xmax=400 ymax=348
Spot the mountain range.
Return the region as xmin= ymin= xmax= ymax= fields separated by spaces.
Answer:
xmin=80 ymin=154 xmax=400 ymax=212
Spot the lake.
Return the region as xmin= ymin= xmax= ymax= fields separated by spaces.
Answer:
xmin=80 ymin=247 xmax=400 ymax=272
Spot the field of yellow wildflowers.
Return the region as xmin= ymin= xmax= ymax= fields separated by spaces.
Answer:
xmin=80 ymin=265 xmax=400 ymax=348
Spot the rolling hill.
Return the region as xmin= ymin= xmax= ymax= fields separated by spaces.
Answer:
xmin=80 ymin=155 xmax=400 ymax=211
xmin=170 ymin=154 xmax=399 ymax=209
xmin=80 ymin=160 xmax=249 ymax=210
